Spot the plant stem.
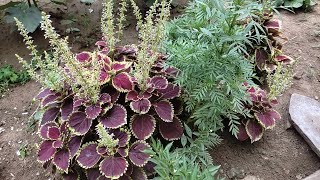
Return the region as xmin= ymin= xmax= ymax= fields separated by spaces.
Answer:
xmin=32 ymin=0 xmax=38 ymax=8
xmin=27 ymin=0 xmax=31 ymax=7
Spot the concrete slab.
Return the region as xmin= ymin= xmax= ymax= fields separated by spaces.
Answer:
xmin=303 ymin=170 xmax=320 ymax=180
xmin=289 ymin=93 xmax=320 ymax=157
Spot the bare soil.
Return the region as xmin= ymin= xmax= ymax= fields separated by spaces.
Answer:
xmin=0 ymin=1 xmax=319 ymax=180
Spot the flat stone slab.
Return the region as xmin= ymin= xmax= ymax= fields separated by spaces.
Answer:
xmin=289 ymin=93 xmax=320 ymax=157
xmin=303 ymin=170 xmax=320 ymax=180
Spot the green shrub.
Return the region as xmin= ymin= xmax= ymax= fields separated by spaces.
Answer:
xmin=0 ymin=65 xmax=30 ymax=93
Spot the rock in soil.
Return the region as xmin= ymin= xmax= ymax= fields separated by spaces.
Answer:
xmin=289 ymin=93 xmax=320 ymax=157
xmin=303 ymin=169 xmax=320 ymax=180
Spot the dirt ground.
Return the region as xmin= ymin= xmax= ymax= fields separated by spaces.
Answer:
xmin=0 ymin=0 xmax=319 ymax=180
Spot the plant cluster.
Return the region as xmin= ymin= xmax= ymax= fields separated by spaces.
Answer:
xmin=15 ymin=0 xmax=182 ymax=179
xmin=0 ymin=65 xmax=30 ymax=93
xmin=248 ymin=11 xmax=295 ymax=76
xmin=274 ymin=0 xmax=317 ymax=9
xmin=237 ymin=83 xmax=281 ymax=142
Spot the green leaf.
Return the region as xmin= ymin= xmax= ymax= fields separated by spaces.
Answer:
xmin=180 ymin=134 xmax=187 ymax=147
xmin=0 ymin=1 xmax=22 ymax=11
xmin=51 ymin=0 xmax=67 ymax=6
xmin=80 ymin=0 xmax=96 ymax=4
xmin=60 ymin=19 xmax=74 ymax=25
xmin=65 ymin=27 xmax=80 ymax=33
xmin=284 ymin=0 xmax=304 ymax=8
xmin=4 ymin=3 xmax=41 ymax=33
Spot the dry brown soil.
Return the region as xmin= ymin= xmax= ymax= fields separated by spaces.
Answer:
xmin=0 ymin=1 xmax=319 ymax=180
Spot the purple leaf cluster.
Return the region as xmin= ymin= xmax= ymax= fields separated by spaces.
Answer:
xmin=35 ymin=41 xmax=184 ymax=179
xmin=237 ymin=84 xmax=281 ymax=143
xmin=251 ymin=13 xmax=295 ymax=72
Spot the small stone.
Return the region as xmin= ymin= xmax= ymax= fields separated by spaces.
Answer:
xmin=315 ymin=96 xmax=319 ymax=100
xmin=296 ymin=174 xmax=304 ymax=179
xmin=285 ymin=119 xmax=292 ymax=130
xmin=227 ymin=167 xmax=246 ymax=179
xmin=11 ymin=127 xmax=14 ymax=131
xmin=242 ymin=175 xmax=260 ymax=180
xmin=0 ymin=127 xmax=5 ymax=134
xmin=36 ymin=172 xmax=40 ymax=176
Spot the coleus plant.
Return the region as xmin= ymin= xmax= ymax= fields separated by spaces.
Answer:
xmin=250 ymin=12 xmax=295 ymax=73
xmin=35 ymin=40 xmax=184 ymax=179
xmin=237 ymin=83 xmax=281 ymax=143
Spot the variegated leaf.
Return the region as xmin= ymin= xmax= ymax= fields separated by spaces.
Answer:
xmin=99 ymin=156 xmax=128 ymax=179
xmin=130 ymin=114 xmax=155 ymax=140
xmin=159 ymin=116 xmax=183 ymax=141
xmin=77 ymin=143 xmax=101 ymax=169
xmin=128 ymin=141 xmax=150 ymax=167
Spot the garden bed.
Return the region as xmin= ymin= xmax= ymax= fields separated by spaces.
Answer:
xmin=0 ymin=0 xmax=319 ymax=179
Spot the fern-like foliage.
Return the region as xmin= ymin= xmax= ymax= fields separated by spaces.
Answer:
xmin=164 ymin=0 xmax=267 ymax=136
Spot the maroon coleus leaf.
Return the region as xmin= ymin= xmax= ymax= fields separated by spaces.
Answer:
xmin=130 ymin=114 xmax=156 ymax=140
xmin=118 ymin=147 xmax=128 ymax=157
xmin=97 ymin=146 xmax=108 ymax=156
xmin=130 ymin=99 xmax=151 ymax=114
xmin=128 ymin=141 xmax=150 ymax=167
xmin=53 ymin=140 xmax=63 ymax=148
xmin=100 ymin=68 xmax=111 ymax=84
xmin=112 ymin=72 xmax=134 ymax=92
xmin=103 ymin=86 xmax=120 ymax=103
xmin=245 ymin=120 xmax=264 ymax=143
xmin=99 ymin=93 xmax=112 ymax=104
xmin=111 ymin=62 xmax=132 ymax=72
xmin=36 ymin=88 xmax=54 ymax=100
xmin=47 ymin=126 xmax=60 ymax=140
xmin=85 ymin=104 xmax=102 ymax=119
xmin=255 ymin=110 xmax=281 ymax=129
xmin=76 ymin=51 xmax=91 ymax=63
xmin=153 ymin=100 xmax=174 ymax=122
xmin=63 ymin=171 xmax=79 ymax=180
xmin=149 ymin=76 xmax=168 ymax=90
xmin=255 ymin=48 xmax=268 ymax=71
xmin=157 ymin=83 xmax=181 ymax=99
xmin=86 ymin=168 xmax=101 ymax=180
xmin=41 ymin=107 xmax=60 ymax=125
xmin=100 ymin=104 xmax=127 ymax=129
xmin=264 ymin=19 xmax=282 ymax=34
xmin=69 ymin=112 xmax=93 ymax=135
xmin=73 ymin=97 xmax=85 ymax=110
xmin=38 ymin=140 xmax=55 ymax=162
xmin=236 ymin=124 xmax=249 ymax=141
xmin=131 ymin=167 xmax=147 ymax=180
xmin=274 ymin=55 xmax=295 ymax=65
xmin=42 ymin=93 xmax=60 ymax=107
xmin=61 ymin=98 xmax=73 ymax=121
xmin=39 ymin=122 xmax=57 ymax=139
xmin=144 ymin=161 xmax=156 ymax=176
xmin=68 ymin=136 xmax=82 ymax=158
xmin=109 ymin=129 xmax=131 ymax=147
xmin=99 ymin=156 xmax=128 ymax=179
xmin=159 ymin=116 xmax=183 ymax=141
xmin=53 ymin=148 xmax=70 ymax=172
xmin=96 ymin=41 xmax=107 ymax=48
xmin=126 ymin=91 xmax=139 ymax=102
xmin=77 ymin=143 xmax=101 ymax=169
xmin=164 ymin=67 xmax=179 ymax=78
